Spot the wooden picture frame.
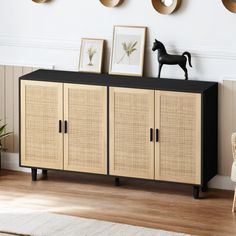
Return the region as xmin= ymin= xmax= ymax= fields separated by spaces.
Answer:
xmin=79 ymin=38 xmax=105 ymax=74
xmin=109 ymin=26 xmax=147 ymax=77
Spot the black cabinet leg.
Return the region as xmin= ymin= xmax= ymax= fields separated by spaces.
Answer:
xmin=42 ymin=169 xmax=48 ymax=176
xmin=32 ymin=168 xmax=37 ymax=181
xmin=193 ymin=186 xmax=200 ymax=199
xmin=201 ymin=183 xmax=208 ymax=192
xmin=115 ymin=177 xmax=120 ymax=186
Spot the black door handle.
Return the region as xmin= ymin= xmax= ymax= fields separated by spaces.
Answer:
xmin=156 ymin=129 xmax=159 ymax=142
xmin=150 ymin=128 xmax=153 ymax=142
xmin=64 ymin=121 xmax=68 ymax=134
xmin=59 ymin=120 xmax=62 ymax=133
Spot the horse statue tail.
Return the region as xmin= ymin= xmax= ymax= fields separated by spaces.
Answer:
xmin=182 ymin=52 xmax=192 ymax=67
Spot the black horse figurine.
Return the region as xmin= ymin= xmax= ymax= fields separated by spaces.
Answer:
xmin=152 ymin=39 xmax=192 ymax=80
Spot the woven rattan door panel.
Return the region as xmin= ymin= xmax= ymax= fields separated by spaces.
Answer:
xmin=21 ymin=80 xmax=63 ymax=169
xmin=64 ymin=84 xmax=107 ymax=174
xmin=155 ymin=91 xmax=201 ymax=184
xmin=110 ymin=87 xmax=155 ymax=179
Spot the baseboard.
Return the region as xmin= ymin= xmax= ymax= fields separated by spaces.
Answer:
xmin=1 ymin=153 xmax=30 ymax=172
xmin=208 ymin=175 xmax=235 ymax=191
xmin=1 ymin=153 xmax=235 ymax=191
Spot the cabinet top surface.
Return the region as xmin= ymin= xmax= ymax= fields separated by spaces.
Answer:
xmin=20 ymin=69 xmax=217 ymax=93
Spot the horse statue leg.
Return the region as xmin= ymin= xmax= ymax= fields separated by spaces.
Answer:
xmin=184 ymin=68 xmax=188 ymax=80
xmin=179 ymin=63 xmax=188 ymax=80
xmin=158 ymin=63 xmax=163 ymax=79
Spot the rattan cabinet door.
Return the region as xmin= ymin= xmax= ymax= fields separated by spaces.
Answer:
xmin=155 ymin=91 xmax=201 ymax=184
xmin=64 ymin=84 xmax=107 ymax=174
xmin=110 ymin=87 xmax=155 ymax=179
xmin=21 ymin=80 xmax=63 ymax=169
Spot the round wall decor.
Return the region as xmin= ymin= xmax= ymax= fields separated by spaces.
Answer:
xmin=32 ymin=0 xmax=49 ymax=3
xmin=222 ymin=0 xmax=236 ymax=13
xmin=151 ymin=0 xmax=181 ymax=15
xmin=100 ymin=0 xmax=123 ymax=7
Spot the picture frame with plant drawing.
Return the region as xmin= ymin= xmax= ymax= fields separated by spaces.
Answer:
xmin=109 ymin=25 xmax=147 ymax=77
xmin=79 ymin=38 xmax=105 ymax=74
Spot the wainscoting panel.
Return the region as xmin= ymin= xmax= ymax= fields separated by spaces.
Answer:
xmin=0 ymin=66 xmax=4 ymax=129
xmin=0 ymin=65 xmax=39 ymax=153
xmin=219 ymin=79 xmax=236 ymax=176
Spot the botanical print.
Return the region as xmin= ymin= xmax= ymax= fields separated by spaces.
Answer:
xmin=87 ymin=46 xmax=96 ymax=66
xmin=82 ymin=42 xmax=100 ymax=68
xmin=117 ymin=41 xmax=138 ymax=64
xmin=79 ymin=39 xmax=104 ymax=73
xmin=109 ymin=26 xmax=146 ymax=76
xmin=114 ymin=34 xmax=141 ymax=66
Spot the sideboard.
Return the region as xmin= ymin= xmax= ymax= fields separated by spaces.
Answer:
xmin=19 ymin=69 xmax=218 ymax=199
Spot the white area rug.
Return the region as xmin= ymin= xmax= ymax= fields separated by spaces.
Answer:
xmin=0 ymin=212 xmax=190 ymax=236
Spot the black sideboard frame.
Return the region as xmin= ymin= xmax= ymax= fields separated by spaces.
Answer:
xmin=19 ymin=69 xmax=218 ymax=199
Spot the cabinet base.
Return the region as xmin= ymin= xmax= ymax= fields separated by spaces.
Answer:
xmin=115 ymin=177 xmax=120 ymax=186
xmin=193 ymin=186 xmax=200 ymax=199
xmin=31 ymin=168 xmax=37 ymax=181
xmin=201 ymin=183 xmax=208 ymax=192
xmin=29 ymin=168 xmax=209 ymax=199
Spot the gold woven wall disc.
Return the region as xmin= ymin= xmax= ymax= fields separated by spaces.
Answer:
xmin=222 ymin=0 xmax=236 ymax=13
xmin=100 ymin=0 xmax=123 ymax=7
xmin=32 ymin=0 xmax=49 ymax=3
xmin=151 ymin=0 xmax=181 ymax=15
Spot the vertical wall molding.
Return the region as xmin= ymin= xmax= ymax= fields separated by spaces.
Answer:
xmin=219 ymin=79 xmax=236 ymax=176
xmin=0 ymin=64 xmax=48 ymax=153
xmin=0 ymin=66 xmax=5 ymax=149
xmin=5 ymin=66 xmax=14 ymax=152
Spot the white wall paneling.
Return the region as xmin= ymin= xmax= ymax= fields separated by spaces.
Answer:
xmin=219 ymin=79 xmax=236 ymax=176
xmin=0 ymin=65 xmax=40 ymax=153
xmin=5 ymin=66 xmax=14 ymax=152
xmin=0 ymin=66 xmax=5 ymax=148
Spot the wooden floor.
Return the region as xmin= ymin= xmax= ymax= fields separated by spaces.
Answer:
xmin=0 ymin=170 xmax=235 ymax=236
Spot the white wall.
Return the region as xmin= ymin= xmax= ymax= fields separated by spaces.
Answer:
xmin=0 ymin=0 xmax=236 ymax=188
xmin=0 ymin=0 xmax=236 ymax=78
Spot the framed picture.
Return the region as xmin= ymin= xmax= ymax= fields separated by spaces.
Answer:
xmin=109 ymin=25 xmax=147 ymax=77
xmin=79 ymin=38 xmax=104 ymax=73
